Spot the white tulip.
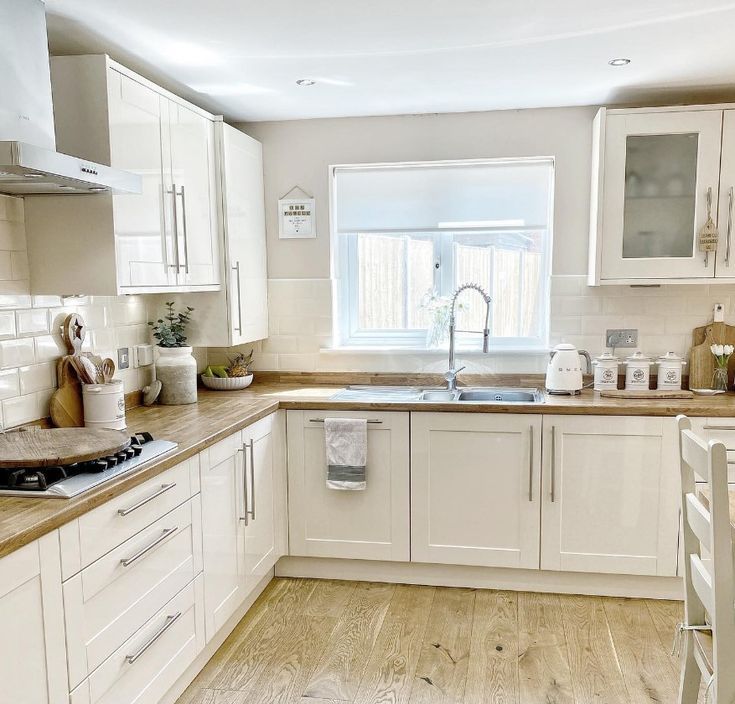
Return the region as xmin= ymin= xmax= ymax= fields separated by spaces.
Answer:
xmin=725 ymin=345 xmax=734 ymax=356
xmin=711 ymin=344 xmax=718 ymax=355
xmin=712 ymin=344 xmax=725 ymax=356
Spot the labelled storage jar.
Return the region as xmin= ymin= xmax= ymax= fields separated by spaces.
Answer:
xmin=656 ymin=351 xmax=686 ymax=390
xmin=592 ymin=352 xmax=619 ymax=391
xmin=82 ymin=380 xmax=126 ymax=430
xmin=624 ymin=351 xmax=652 ymax=390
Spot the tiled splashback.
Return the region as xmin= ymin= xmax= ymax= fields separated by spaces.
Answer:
xmin=0 ymin=195 xmax=152 ymax=429
xmin=228 ymin=276 xmax=735 ymax=374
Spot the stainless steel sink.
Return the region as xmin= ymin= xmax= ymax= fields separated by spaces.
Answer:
xmin=331 ymin=386 xmax=543 ymax=404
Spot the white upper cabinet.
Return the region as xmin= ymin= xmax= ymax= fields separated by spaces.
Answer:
xmin=24 ymin=55 xmax=220 ymax=295
xmin=589 ymin=105 xmax=733 ymax=285
xmin=716 ymin=110 xmax=735 ymax=276
xmin=168 ymin=123 xmax=269 ymax=347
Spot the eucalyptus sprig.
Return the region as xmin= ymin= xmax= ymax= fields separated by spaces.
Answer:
xmin=149 ymin=302 xmax=194 ymax=348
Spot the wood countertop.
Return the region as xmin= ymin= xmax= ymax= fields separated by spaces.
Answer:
xmin=3 ymin=380 xmax=735 ymax=560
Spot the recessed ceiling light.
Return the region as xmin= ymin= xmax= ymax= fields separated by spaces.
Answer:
xmin=608 ymin=58 xmax=631 ymax=67
xmin=295 ymin=78 xmax=316 ymax=86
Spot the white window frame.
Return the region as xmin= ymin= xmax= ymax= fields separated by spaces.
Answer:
xmin=330 ymin=158 xmax=554 ymax=351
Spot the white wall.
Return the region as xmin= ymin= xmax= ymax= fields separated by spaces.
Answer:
xmin=231 ymin=107 xmax=735 ymax=373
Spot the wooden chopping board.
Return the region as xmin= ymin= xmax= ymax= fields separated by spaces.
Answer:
xmin=0 ymin=428 xmax=130 ymax=468
xmin=599 ymin=389 xmax=694 ymax=399
xmin=49 ymin=356 xmax=84 ymax=428
xmin=689 ymin=322 xmax=735 ymax=389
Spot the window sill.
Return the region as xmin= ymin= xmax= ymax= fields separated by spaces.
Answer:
xmin=321 ymin=346 xmax=548 ymax=356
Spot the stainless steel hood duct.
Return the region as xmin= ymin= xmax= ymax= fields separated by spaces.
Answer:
xmin=0 ymin=0 xmax=140 ymax=195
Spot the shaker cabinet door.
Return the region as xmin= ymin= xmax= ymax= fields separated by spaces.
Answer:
xmin=599 ymin=109 xmax=723 ymax=281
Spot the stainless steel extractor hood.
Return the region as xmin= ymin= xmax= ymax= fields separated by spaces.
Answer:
xmin=0 ymin=0 xmax=140 ymax=195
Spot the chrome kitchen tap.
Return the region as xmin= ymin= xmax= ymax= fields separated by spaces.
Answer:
xmin=445 ymin=283 xmax=492 ymax=391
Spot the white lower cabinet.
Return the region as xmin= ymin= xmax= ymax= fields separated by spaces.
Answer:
xmin=287 ymin=410 xmax=410 ymax=561
xmin=200 ymin=411 xmax=286 ymax=641
xmin=69 ymin=576 xmax=205 ymax=704
xmin=411 ymin=413 xmax=542 ymax=569
xmin=0 ymin=533 xmax=68 ymax=704
xmin=540 ymin=415 xmax=679 ymax=576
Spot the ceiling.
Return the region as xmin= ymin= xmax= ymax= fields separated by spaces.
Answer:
xmin=44 ymin=1 xmax=735 ymax=122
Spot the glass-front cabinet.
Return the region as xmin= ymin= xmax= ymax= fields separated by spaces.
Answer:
xmin=589 ymin=106 xmax=735 ymax=284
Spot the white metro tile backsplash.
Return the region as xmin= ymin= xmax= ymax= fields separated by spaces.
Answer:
xmin=0 ymin=194 xmax=155 ymax=428
xmin=243 ymin=276 xmax=735 ymax=374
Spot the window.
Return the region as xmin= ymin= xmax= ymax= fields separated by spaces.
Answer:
xmin=332 ymin=158 xmax=554 ymax=350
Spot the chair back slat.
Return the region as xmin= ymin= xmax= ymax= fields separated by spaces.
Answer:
xmin=677 ymin=415 xmax=735 ymax=701
xmin=685 ymin=493 xmax=712 ymax=552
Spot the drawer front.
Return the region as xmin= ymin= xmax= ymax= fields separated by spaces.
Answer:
xmin=78 ymin=457 xmax=198 ymax=569
xmin=64 ymin=498 xmax=203 ymax=687
xmin=690 ymin=418 xmax=735 ymax=482
xmin=70 ymin=576 xmax=205 ymax=704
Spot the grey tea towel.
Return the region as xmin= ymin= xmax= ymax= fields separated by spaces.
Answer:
xmin=324 ymin=417 xmax=367 ymax=490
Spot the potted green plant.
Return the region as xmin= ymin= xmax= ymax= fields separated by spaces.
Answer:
xmin=148 ymin=302 xmax=197 ymax=405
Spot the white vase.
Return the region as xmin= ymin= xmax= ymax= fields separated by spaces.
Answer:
xmin=156 ymin=346 xmax=197 ymax=405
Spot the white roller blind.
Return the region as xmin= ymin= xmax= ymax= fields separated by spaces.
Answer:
xmin=334 ymin=159 xmax=553 ymax=234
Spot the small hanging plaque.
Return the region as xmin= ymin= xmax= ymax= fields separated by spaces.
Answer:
xmin=278 ymin=198 xmax=316 ymax=239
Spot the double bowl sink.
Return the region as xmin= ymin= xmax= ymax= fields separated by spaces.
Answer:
xmin=331 ymin=385 xmax=544 ymax=404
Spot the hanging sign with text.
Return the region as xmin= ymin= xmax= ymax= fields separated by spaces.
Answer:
xmin=278 ymin=198 xmax=316 ymax=239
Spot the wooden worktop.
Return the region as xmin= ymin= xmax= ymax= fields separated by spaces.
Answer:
xmin=2 ymin=379 xmax=735 ymax=560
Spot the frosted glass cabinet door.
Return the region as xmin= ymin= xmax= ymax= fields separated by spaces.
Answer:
xmin=600 ymin=110 xmax=723 ymax=280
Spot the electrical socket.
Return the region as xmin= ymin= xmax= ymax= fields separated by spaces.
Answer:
xmin=606 ymin=328 xmax=638 ymax=348
xmin=117 ymin=347 xmax=130 ymax=370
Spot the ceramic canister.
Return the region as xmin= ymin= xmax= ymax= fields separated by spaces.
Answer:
xmin=592 ymin=352 xmax=619 ymax=391
xmin=624 ymin=351 xmax=652 ymax=390
xmin=82 ymin=380 xmax=126 ymax=430
xmin=656 ymin=351 xmax=686 ymax=390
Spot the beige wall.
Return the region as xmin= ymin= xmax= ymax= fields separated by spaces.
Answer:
xmin=239 ymin=106 xmax=597 ymax=280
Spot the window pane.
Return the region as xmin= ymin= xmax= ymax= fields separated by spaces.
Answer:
xmin=357 ymin=233 xmax=434 ymax=330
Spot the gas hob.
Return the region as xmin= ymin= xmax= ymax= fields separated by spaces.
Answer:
xmin=0 ymin=432 xmax=178 ymax=499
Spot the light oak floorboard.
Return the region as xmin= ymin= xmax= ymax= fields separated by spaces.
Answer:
xmin=558 ymin=594 xmax=629 ymax=704
xmin=303 ymin=581 xmax=396 ymax=701
xmin=464 ymin=589 xmax=519 ymax=704
xmin=177 ymin=578 xmax=686 ymax=704
xmin=603 ymin=597 xmax=679 ymax=704
xmin=409 ymin=586 xmax=475 ymax=703
xmin=518 ymin=592 xmax=575 ymax=704
xmin=353 ymin=583 xmax=436 ymax=704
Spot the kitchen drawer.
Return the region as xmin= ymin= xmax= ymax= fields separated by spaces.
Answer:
xmin=69 ymin=575 xmax=205 ymax=704
xmin=64 ymin=498 xmax=203 ymax=688
xmin=62 ymin=457 xmax=199 ymax=575
xmin=689 ymin=418 xmax=735 ymax=482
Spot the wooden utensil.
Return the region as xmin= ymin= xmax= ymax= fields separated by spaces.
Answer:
xmin=61 ymin=313 xmax=86 ymax=355
xmin=101 ymin=358 xmax=115 ymax=384
xmin=689 ymin=321 xmax=735 ymax=390
xmin=0 ymin=427 xmax=129 ymax=468
xmin=49 ymin=357 xmax=84 ymax=427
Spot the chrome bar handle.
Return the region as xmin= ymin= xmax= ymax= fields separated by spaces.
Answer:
xmin=550 ymin=425 xmax=557 ymax=503
xmin=236 ymin=446 xmax=247 ymax=521
xmin=118 ymin=483 xmax=177 ymax=516
xmin=232 ymin=261 xmax=243 ymax=334
xmin=248 ymin=440 xmax=256 ymax=520
xmin=703 ymin=425 xmax=735 ymax=431
xmin=308 ymin=418 xmax=383 ymax=424
xmin=528 ymin=425 xmax=534 ymax=502
xmin=166 ymin=184 xmax=180 ymax=270
xmin=120 ymin=527 xmax=178 ymax=567
xmin=239 ymin=441 xmax=251 ymax=525
xmin=727 ymin=187 xmax=733 ymax=267
xmin=125 ymin=612 xmax=182 ymax=664
xmin=178 ymin=185 xmax=190 ymax=274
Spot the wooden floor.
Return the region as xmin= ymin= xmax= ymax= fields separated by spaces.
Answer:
xmin=177 ymin=577 xmax=688 ymax=704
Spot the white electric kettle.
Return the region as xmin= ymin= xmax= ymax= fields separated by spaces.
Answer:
xmin=545 ymin=343 xmax=592 ymax=395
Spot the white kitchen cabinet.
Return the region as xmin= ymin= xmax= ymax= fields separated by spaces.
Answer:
xmin=589 ymin=106 xmax=728 ymax=284
xmin=287 ymin=410 xmax=410 ymax=561
xmin=0 ymin=532 xmax=68 ymax=704
xmin=24 ymin=54 xmax=221 ymax=295
xmin=540 ymin=415 xmax=679 ymax=576
xmin=162 ymin=123 xmax=268 ymax=346
xmin=411 ymin=412 xmax=542 ymax=569
xmin=716 ymin=110 xmax=735 ymax=277
xmin=242 ymin=411 xmax=288 ymax=589
xmin=199 ymin=430 xmax=248 ymax=641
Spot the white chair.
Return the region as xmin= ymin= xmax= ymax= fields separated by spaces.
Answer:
xmin=676 ymin=415 xmax=735 ymax=703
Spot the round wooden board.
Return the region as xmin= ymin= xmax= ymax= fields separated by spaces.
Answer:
xmin=0 ymin=428 xmax=131 ymax=468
